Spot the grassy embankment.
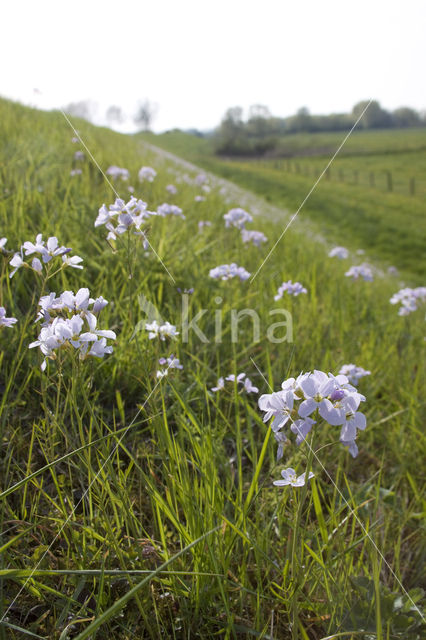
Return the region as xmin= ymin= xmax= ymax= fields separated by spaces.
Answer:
xmin=0 ymin=99 xmax=425 ymax=638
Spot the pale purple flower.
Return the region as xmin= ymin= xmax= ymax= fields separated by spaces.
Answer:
xmin=95 ymin=197 xmax=155 ymax=241
xmin=156 ymin=354 xmax=183 ymax=378
xmin=0 ymin=237 xmax=7 ymax=250
xmin=198 ymin=220 xmax=212 ymax=231
xmin=74 ymin=151 xmax=84 ymax=161
xmin=273 ymin=468 xmax=314 ymax=488
xmin=224 ymin=207 xmax=253 ymax=230
xmin=166 ymin=184 xmax=178 ymax=195
xmin=274 ymin=280 xmax=307 ymax=300
xmin=0 ymin=307 xmax=17 ymax=328
xmin=195 ymin=195 xmax=206 ymax=202
xmin=390 ymin=287 xmax=426 ymax=316
xmin=71 ymin=137 xmax=79 ymax=143
xmin=209 ymin=263 xmax=251 ymax=281
xmin=138 ymin=166 xmax=157 ymax=182
xmin=241 ymin=229 xmax=267 ymax=247
xmin=156 ymin=203 xmax=185 ymax=219
xmin=328 ymin=246 xmax=349 ymax=259
xmin=211 ymin=377 xmax=225 ymax=392
xmin=70 ymin=169 xmax=82 ymax=176
xmin=194 ymin=173 xmax=207 ymax=186
xmin=243 ymin=377 xmax=259 ymax=394
xmin=345 ymin=264 xmax=373 ymax=281
xmin=30 ymin=290 xmax=115 ymax=370
xmin=290 ymin=417 xmax=316 ymax=445
xmin=338 ymin=364 xmax=371 ymax=385
xmin=106 ymin=166 xmax=129 ymax=181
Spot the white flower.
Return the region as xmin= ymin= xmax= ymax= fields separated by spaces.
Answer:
xmin=0 ymin=237 xmax=7 ymax=250
xmin=273 ymin=468 xmax=314 ymax=487
xmin=145 ymin=321 xmax=179 ymax=341
xmin=0 ymin=307 xmax=17 ymax=328
xmin=9 ymin=252 xmax=24 ymax=278
xmin=62 ymin=255 xmax=84 ymax=269
xmin=338 ymin=364 xmax=371 ymax=385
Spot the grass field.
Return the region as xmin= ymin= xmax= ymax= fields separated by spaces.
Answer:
xmin=141 ymin=129 xmax=426 ymax=280
xmin=0 ymin=98 xmax=425 ymax=639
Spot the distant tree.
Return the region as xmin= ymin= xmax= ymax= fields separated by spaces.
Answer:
xmin=247 ymin=104 xmax=273 ymax=137
xmin=352 ymin=100 xmax=392 ymax=129
xmin=63 ymin=100 xmax=97 ymax=122
xmin=248 ymin=104 xmax=271 ymax=120
xmin=392 ymin=107 xmax=421 ymax=128
xmin=106 ymin=105 xmax=124 ymax=124
xmin=134 ymin=100 xmax=157 ymax=131
xmin=285 ymin=107 xmax=313 ymax=133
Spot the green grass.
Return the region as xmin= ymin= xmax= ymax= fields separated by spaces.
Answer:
xmin=141 ymin=129 xmax=426 ymax=281
xmin=0 ymin=98 xmax=425 ymax=639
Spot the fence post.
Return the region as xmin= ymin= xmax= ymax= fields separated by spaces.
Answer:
xmin=369 ymin=172 xmax=375 ymax=187
xmin=409 ymin=177 xmax=415 ymax=196
xmin=385 ymin=170 xmax=393 ymax=192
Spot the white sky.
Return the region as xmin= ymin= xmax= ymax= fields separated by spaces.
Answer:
xmin=2 ymin=0 xmax=425 ymax=132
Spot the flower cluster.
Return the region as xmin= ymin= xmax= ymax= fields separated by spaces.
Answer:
xmin=224 ymin=207 xmax=253 ymax=230
xmin=211 ymin=372 xmax=258 ymax=394
xmin=274 ymin=280 xmax=307 ymax=300
xmin=345 ymin=264 xmax=373 ymax=281
xmin=156 ymin=354 xmax=183 ymax=379
xmin=95 ymin=197 xmax=155 ymax=243
xmin=259 ymin=370 xmax=367 ymax=459
xmin=156 ymin=203 xmax=185 ymax=219
xmin=9 ymin=234 xmax=83 ymax=278
xmin=241 ymin=229 xmax=267 ymax=247
xmin=329 ymin=246 xmax=349 ymax=259
xmin=30 ymin=288 xmax=115 ymax=371
xmin=106 ymin=166 xmax=129 ymax=181
xmin=138 ymin=166 xmax=157 ymax=182
xmin=209 ymin=263 xmax=250 ymax=281
xmin=0 ymin=306 xmax=17 ymax=328
xmin=145 ymin=321 xmax=179 ymax=341
xmin=390 ymin=287 xmax=426 ymax=316
xmin=338 ymin=364 xmax=371 ymax=385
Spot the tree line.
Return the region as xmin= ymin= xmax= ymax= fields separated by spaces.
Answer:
xmin=213 ymin=101 xmax=426 ymax=156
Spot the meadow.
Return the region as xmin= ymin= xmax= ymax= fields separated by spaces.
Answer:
xmin=0 ymin=97 xmax=425 ymax=639
xmin=142 ymin=128 xmax=426 ymax=280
